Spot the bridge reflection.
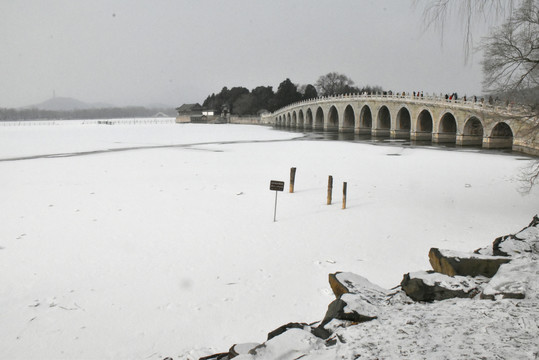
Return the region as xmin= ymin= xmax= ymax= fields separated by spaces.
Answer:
xmin=272 ymin=126 xmax=522 ymax=155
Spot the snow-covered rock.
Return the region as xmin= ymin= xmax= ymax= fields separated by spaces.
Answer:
xmin=236 ymin=329 xmax=325 ymax=360
xmin=229 ymin=343 xmax=260 ymax=358
xmin=311 ymin=272 xmax=389 ymax=339
xmin=267 ymin=323 xmax=310 ymax=341
xmin=476 ymin=215 xmax=539 ymax=257
xmin=429 ymin=247 xmax=511 ymax=277
xmin=401 ymin=271 xmax=484 ymax=301
xmin=328 ymin=272 xmax=387 ymax=299
xmin=314 ymin=297 xmax=378 ymax=338
xmin=481 ymin=257 xmax=539 ymax=300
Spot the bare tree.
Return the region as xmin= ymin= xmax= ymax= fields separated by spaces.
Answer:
xmin=418 ymin=0 xmax=539 ymax=194
xmin=315 ymin=72 xmax=358 ymax=97
xmin=481 ymin=0 xmax=539 ymax=94
xmin=417 ymin=0 xmax=513 ymax=61
xmin=417 ymin=0 xmax=537 ymax=98
xmin=519 ymin=158 xmax=539 ymax=194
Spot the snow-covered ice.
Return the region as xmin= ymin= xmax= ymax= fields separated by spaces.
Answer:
xmin=0 ymin=120 xmax=537 ymax=359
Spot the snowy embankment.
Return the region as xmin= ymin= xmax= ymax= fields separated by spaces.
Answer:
xmin=219 ymin=217 xmax=539 ymax=360
xmin=0 ymin=120 xmax=537 ymax=359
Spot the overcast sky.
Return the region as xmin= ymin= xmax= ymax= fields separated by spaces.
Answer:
xmin=1 ymin=0 xmax=499 ymax=108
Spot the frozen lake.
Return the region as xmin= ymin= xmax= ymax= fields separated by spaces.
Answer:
xmin=0 ymin=120 xmax=537 ymax=359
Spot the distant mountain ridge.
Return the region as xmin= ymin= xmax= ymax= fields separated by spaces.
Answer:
xmin=23 ymin=97 xmax=113 ymax=111
xmin=2 ymin=98 xmax=176 ymax=120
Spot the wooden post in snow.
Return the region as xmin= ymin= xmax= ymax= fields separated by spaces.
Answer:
xmin=289 ymin=167 xmax=296 ymax=193
xmin=342 ymin=182 xmax=347 ymax=209
xmin=327 ymin=175 xmax=333 ymax=205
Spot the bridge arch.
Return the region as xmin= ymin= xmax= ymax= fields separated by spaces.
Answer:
xmin=374 ymin=105 xmax=391 ymax=136
xmin=315 ymin=107 xmax=324 ymax=130
xmin=491 ymin=122 xmax=513 ymax=137
xmin=305 ymin=108 xmax=313 ymax=129
xmin=394 ymin=106 xmax=411 ymax=138
xmin=286 ymin=113 xmax=291 ymax=127
xmin=412 ymin=109 xmax=434 ymax=141
xmin=458 ymin=116 xmax=484 ymax=146
xmin=342 ymin=104 xmax=355 ymax=133
xmin=327 ymin=105 xmax=339 ymax=130
xmin=292 ymin=111 xmax=297 ymax=127
xmin=485 ymin=122 xmax=514 ymax=149
xmin=298 ymin=110 xmax=304 ymax=128
xmin=358 ymin=105 xmax=373 ymax=134
xmin=463 ymin=116 xmax=484 ymax=136
xmin=435 ymin=112 xmax=457 ymax=143
xmin=417 ymin=109 xmax=433 ymax=132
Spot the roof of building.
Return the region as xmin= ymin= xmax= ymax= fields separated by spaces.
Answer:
xmin=175 ymin=103 xmax=203 ymax=113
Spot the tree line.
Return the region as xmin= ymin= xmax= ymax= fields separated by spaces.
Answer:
xmin=202 ymin=72 xmax=383 ymax=116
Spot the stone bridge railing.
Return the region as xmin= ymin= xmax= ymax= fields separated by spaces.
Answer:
xmin=272 ymin=93 xmax=531 ymax=118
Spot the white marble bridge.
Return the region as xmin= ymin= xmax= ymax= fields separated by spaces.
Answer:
xmin=262 ymin=94 xmax=538 ymax=155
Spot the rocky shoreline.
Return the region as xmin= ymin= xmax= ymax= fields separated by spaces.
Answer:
xmin=190 ymin=216 xmax=539 ymax=359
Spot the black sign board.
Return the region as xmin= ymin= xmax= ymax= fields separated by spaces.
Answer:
xmin=270 ymin=180 xmax=285 ymax=192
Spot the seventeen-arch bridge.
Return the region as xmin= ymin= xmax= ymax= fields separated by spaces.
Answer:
xmin=262 ymin=94 xmax=538 ymax=155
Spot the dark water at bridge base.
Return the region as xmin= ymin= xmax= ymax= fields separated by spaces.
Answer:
xmin=272 ymin=127 xmax=526 ymax=158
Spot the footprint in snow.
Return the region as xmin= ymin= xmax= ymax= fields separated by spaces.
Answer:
xmin=318 ymin=288 xmax=333 ymax=296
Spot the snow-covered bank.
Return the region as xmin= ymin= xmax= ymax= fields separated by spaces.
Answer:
xmin=0 ymin=122 xmax=537 ymax=359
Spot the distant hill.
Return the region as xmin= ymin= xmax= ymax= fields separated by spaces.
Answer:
xmin=23 ymin=97 xmax=113 ymax=111
xmin=2 ymin=98 xmax=176 ymax=121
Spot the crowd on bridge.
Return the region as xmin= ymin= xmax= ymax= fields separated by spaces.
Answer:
xmin=375 ymin=90 xmax=505 ymax=107
xmin=273 ymin=89 xmax=529 ymax=117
